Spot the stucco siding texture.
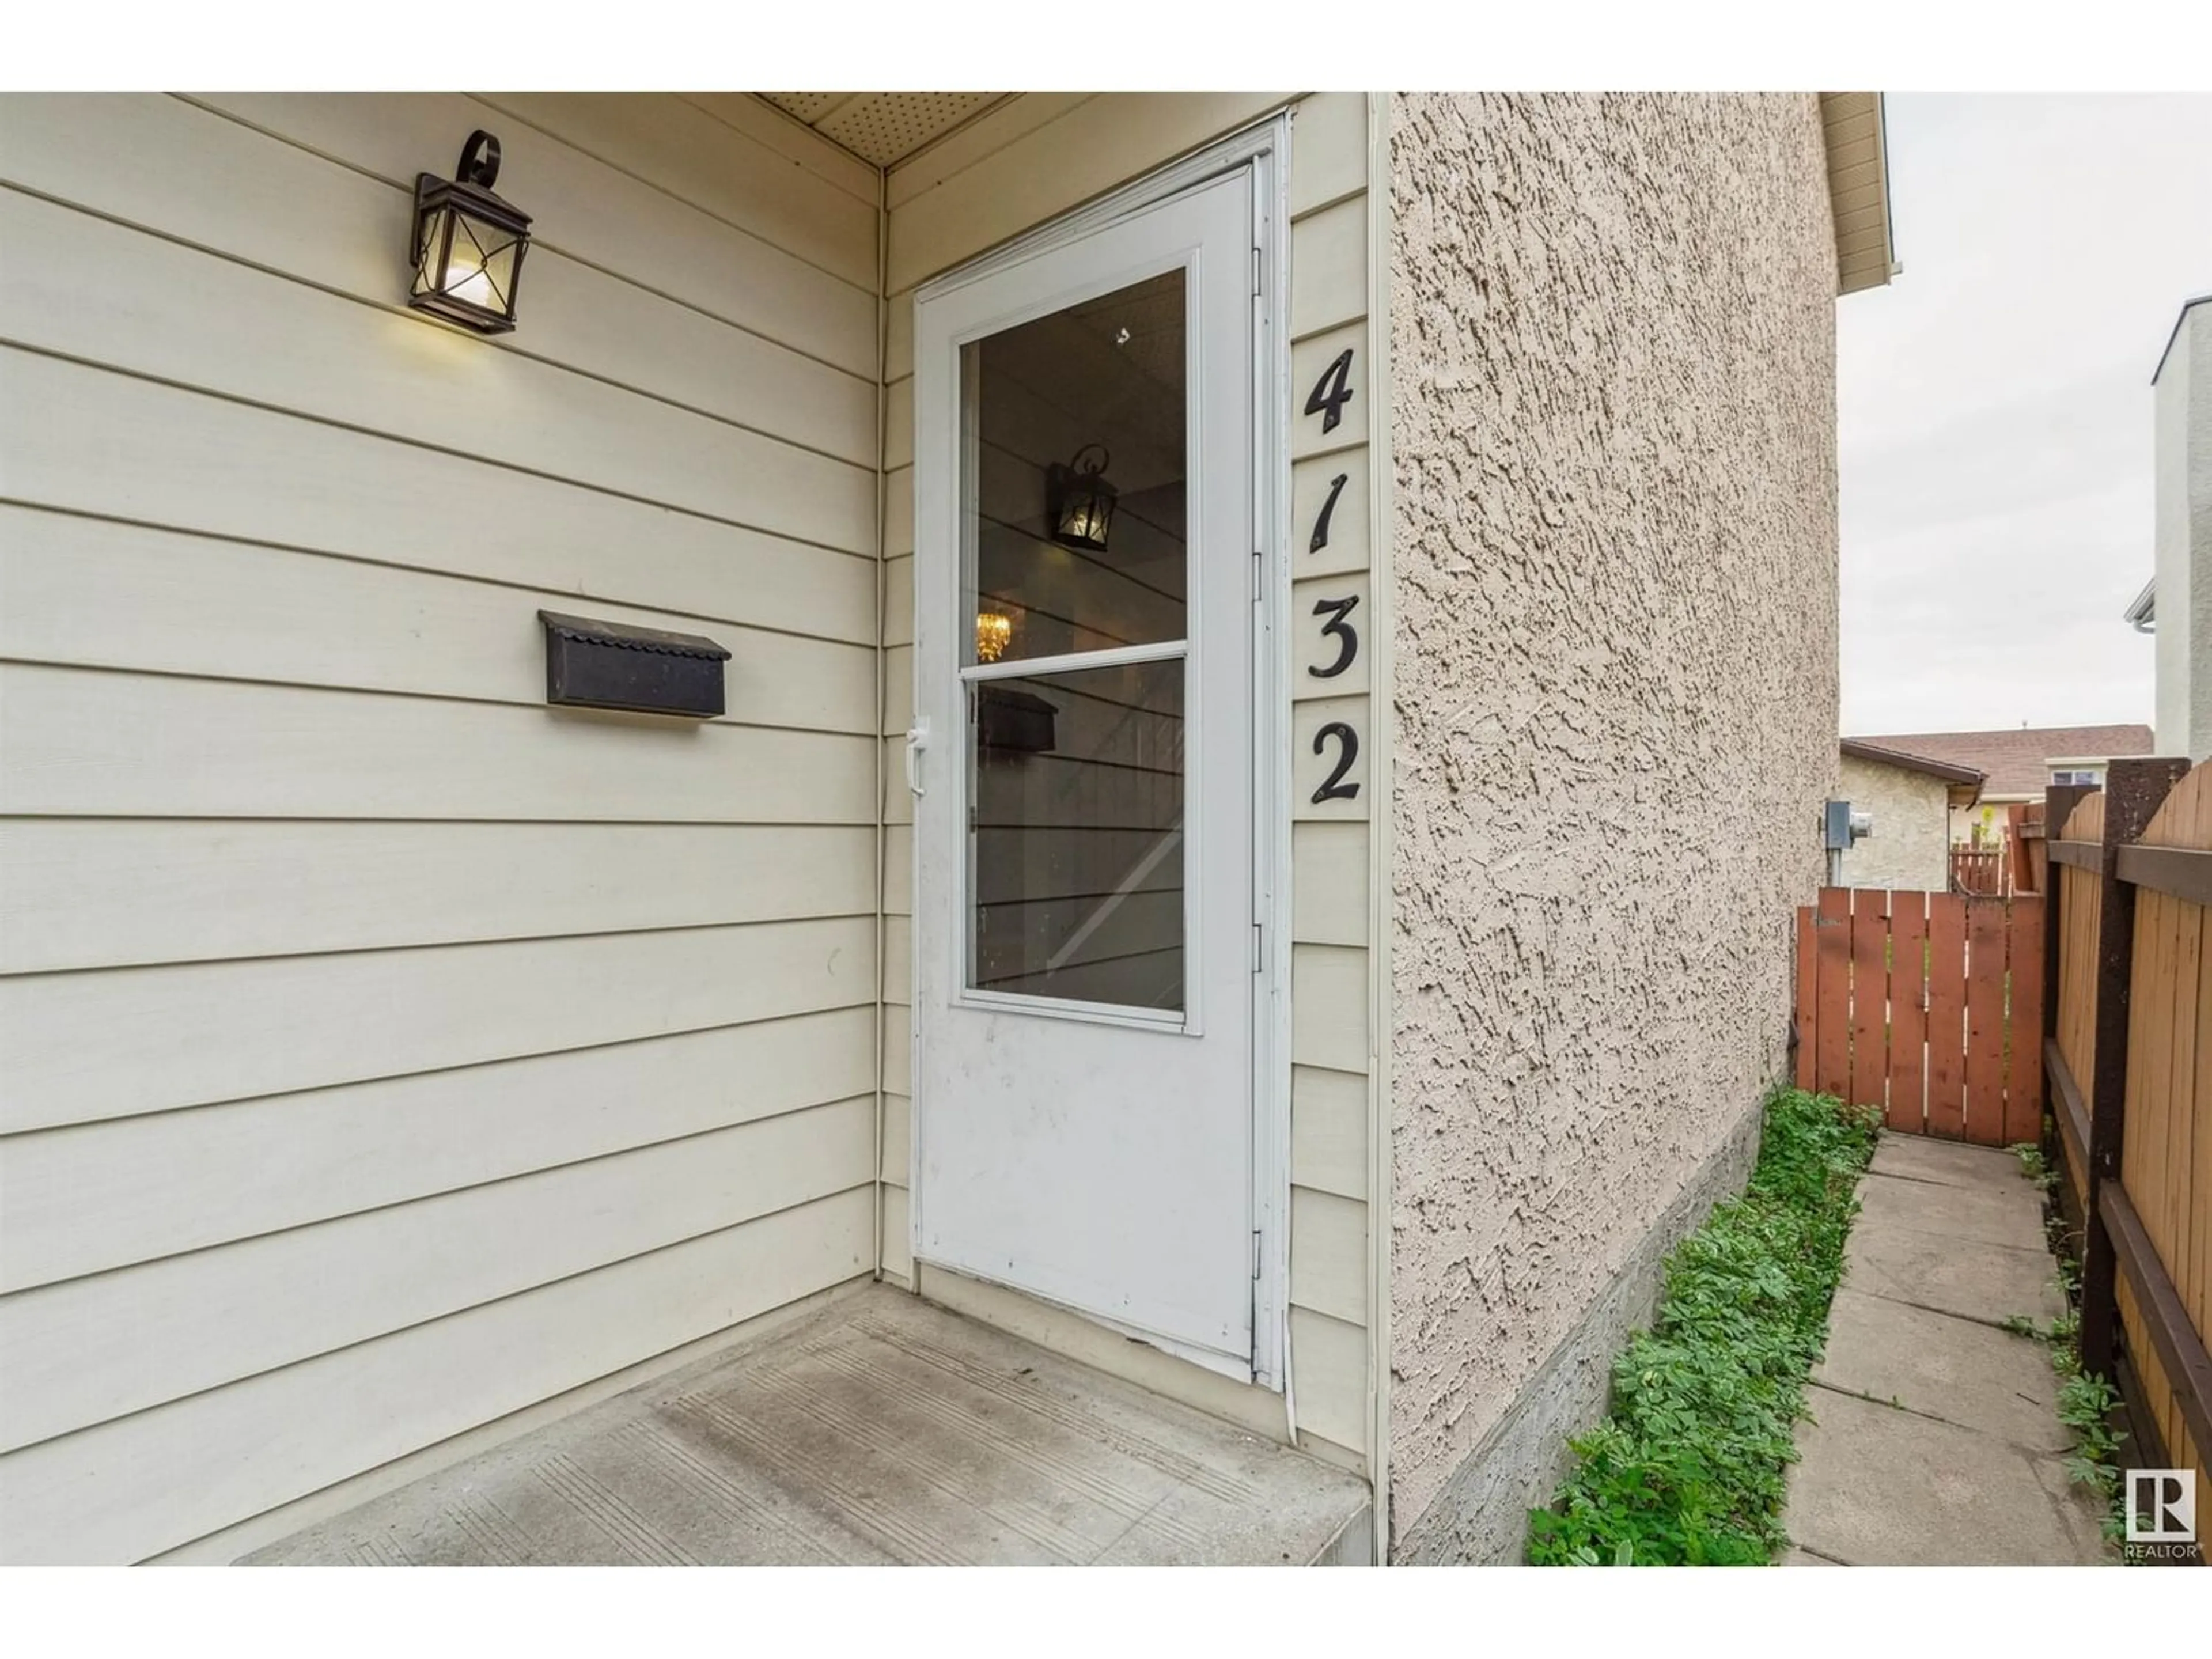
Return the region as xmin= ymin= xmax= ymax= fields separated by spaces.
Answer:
xmin=1384 ymin=92 xmax=1839 ymax=1551
xmin=1835 ymin=754 xmax=1951 ymax=891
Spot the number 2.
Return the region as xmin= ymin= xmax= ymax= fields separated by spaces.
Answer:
xmin=1311 ymin=722 xmax=1360 ymax=804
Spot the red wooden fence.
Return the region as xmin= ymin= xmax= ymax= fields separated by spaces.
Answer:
xmin=1794 ymin=887 xmax=2046 ymax=1145
xmin=1951 ymin=804 xmax=2047 ymax=898
xmin=1949 ymin=845 xmax=2006 ymax=896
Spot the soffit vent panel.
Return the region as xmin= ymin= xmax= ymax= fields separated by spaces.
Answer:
xmin=761 ymin=92 xmax=1006 ymax=167
xmin=762 ymin=93 xmax=851 ymax=124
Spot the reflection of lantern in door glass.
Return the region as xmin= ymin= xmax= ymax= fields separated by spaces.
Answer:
xmin=975 ymin=608 xmax=1016 ymax=664
xmin=1046 ymin=444 xmax=1117 ymax=554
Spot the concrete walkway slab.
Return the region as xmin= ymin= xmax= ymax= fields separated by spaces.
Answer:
xmin=1854 ymin=1169 xmax=2048 ymax=1253
xmin=1813 ymin=1287 xmax=2068 ymax=1454
xmin=246 ymin=1287 xmax=1370 ymax=1567
xmin=1842 ymin=1217 xmax=2065 ymax=1327
xmin=1787 ymin=1385 xmax=2107 ymax=1565
xmin=1870 ymin=1135 xmax=2031 ymax=1193
xmin=1783 ymin=1131 xmax=2110 ymax=1566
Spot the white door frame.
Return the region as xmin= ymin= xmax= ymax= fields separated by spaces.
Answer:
xmin=907 ymin=115 xmax=1293 ymax=1390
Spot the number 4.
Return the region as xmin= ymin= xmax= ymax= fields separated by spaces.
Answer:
xmin=1304 ymin=349 xmax=1354 ymax=434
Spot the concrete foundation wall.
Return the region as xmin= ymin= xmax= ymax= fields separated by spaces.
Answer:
xmin=1393 ymin=1104 xmax=1763 ymax=1562
xmin=1382 ymin=91 xmax=1840 ymax=1558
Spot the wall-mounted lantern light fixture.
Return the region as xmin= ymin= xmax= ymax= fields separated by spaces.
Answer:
xmin=1046 ymin=444 xmax=1117 ymax=554
xmin=410 ymin=130 xmax=532 ymax=334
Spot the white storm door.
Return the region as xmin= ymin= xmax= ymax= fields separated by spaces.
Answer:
xmin=911 ymin=169 xmax=1258 ymax=1372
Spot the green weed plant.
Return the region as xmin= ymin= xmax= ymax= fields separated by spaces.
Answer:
xmin=1526 ymin=1088 xmax=1879 ymax=1565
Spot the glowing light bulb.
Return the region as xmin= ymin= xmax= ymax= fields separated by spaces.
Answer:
xmin=975 ymin=611 xmax=1013 ymax=664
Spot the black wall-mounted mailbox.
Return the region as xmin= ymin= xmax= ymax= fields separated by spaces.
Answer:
xmin=539 ymin=611 xmax=730 ymax=718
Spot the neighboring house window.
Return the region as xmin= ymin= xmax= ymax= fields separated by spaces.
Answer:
xmin=2051 ymin=768 xmax=2103 ymax=786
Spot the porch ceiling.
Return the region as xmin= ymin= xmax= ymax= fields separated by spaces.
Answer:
xmin=760 ymin=93 xmax=1009 ymax=166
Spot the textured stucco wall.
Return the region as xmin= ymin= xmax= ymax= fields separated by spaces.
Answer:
xmin=1385 ymin=92 xmax=1840 ymax=1554
xmin=1835 ymin=753 xmax=1952 ymax=891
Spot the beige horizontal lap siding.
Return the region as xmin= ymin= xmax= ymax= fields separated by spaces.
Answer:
xmin=0 ymin=93 xmax=882 ymax=1562
xmin=1285 ymin=93 xmax=1377 ymax=1474
xmin=876 ymin=92 xmax=1376 ymax=1474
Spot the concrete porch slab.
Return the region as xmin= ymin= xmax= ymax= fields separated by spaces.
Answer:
xmin=1853 ymin=1171 xmax=2047 ymax=1253
xmin=244 ymin=1286 xmax=1371 ymax=1567
xmin=1812 ymin=1287 xmax=2068 ymax=1454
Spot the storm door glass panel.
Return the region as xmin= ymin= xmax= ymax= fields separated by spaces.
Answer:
xmin=969 ymin=660 xmax=1184 ymax=1009
xmin=960 ymin=266 xmax=1191 ymax=1011
xmin=964 ymin=268 xmax=1187 ymax=666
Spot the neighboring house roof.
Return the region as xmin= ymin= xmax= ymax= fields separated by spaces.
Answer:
xmin=1839 ymin=738 xmax=1984 ymax=809
xmin=1840 ymin=738 xmax=1984 ymax=787
xmin=1819 ymin=93 xmax=1896 ymax=296
xmin=2125 ymin=578 xmax=2156 ymax=631
xmin=1847 ymin=725 xmax=2154 ymax=798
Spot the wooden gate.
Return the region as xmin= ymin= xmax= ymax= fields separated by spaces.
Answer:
xmin=1793 ymin=887 xmax=2045 ymax=1145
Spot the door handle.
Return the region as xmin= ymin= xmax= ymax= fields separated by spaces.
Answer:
xmin=904 ymin=718 xmax=930 ymax=798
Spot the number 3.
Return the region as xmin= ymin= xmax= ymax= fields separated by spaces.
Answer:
xmin=1308 ymin=596 xmax=1359 ymax=679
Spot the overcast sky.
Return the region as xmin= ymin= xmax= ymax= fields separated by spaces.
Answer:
xmin=1838 ymin=92 xmax=2212 ymax=737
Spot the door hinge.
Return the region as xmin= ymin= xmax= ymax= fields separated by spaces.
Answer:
xmin=1252 ymin=1230 xmax=1262 ymax=1280
xmin=1252 ymin=245 xmax=1262 ymax=299
xmin=1252 ymin=921 xmax=1263 ymax=972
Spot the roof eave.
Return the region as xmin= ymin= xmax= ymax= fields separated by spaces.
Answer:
xmin=1820 ymin=92 xmax=1896 ymax=297
xmin=1840 ymin=737 xmax=1986 ymax=787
